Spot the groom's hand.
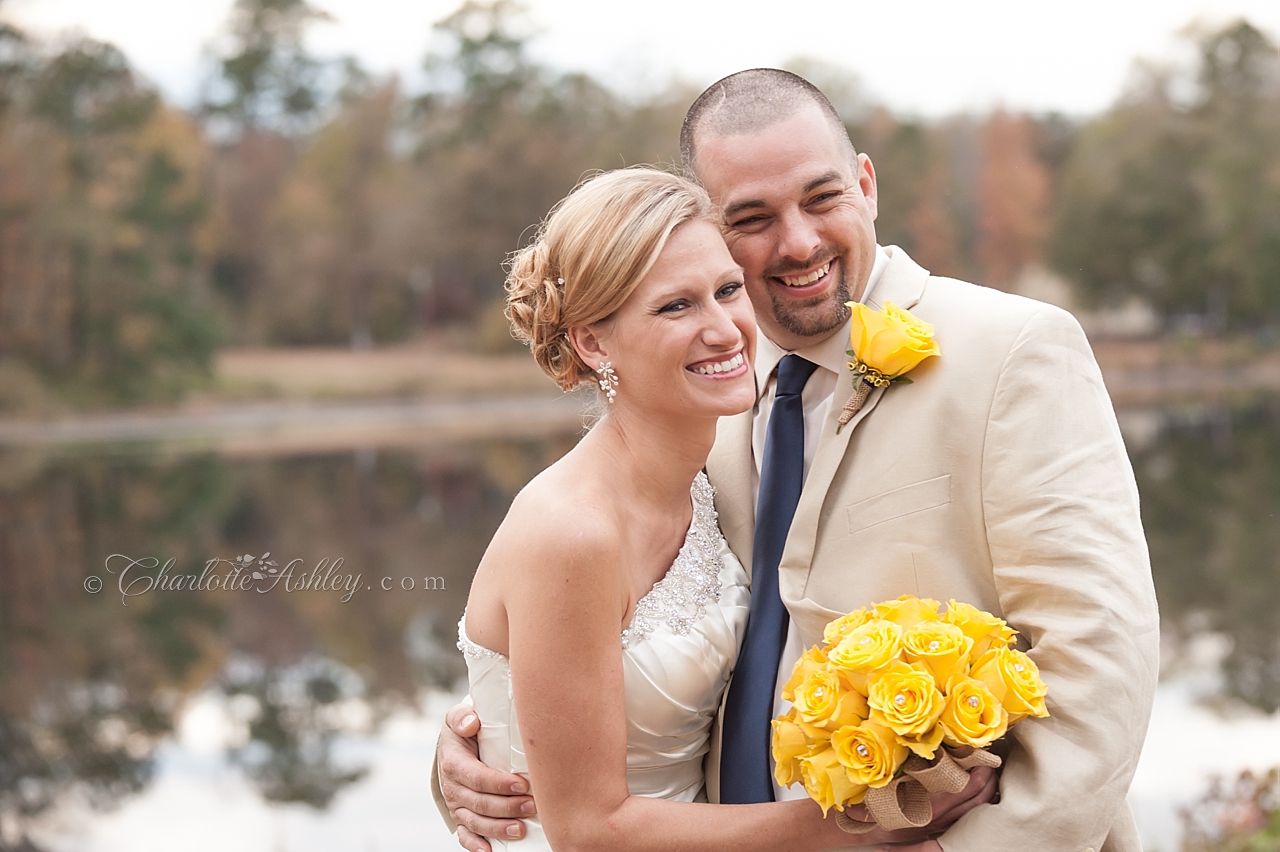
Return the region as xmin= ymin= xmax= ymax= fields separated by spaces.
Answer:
xmin=846 ymin=765 xmax=998 ymax=850
xmin=919 ymin=763 xmax=999 ymax=830
xmin=437 ymin=703 xmax=536 ymax=852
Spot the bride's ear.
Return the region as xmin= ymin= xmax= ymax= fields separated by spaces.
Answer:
xmin=568 ymin=325 xmax=610 ymax=369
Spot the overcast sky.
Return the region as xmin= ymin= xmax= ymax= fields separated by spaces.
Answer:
xmin=6 ymin=0 xmax=1280 ymax=117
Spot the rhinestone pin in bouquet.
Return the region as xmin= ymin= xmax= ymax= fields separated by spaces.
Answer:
xmin=771 ymin=596 xmax=1049 ymax=832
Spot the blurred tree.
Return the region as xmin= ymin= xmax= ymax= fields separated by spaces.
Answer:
xmin=202 ymin=0 xmax=332 ymax=135
xmin=853 ymin=110 xmax=976 ymax=282
xmin=0 ymin=34 xmax=219 ymax=406
xmin=410 ymin=0 xmax=684 ymax=328
xmin=261 ymin=76 xmax=415 ymax=345
xmin=202 ymin=131 xmax=294 ymax=343
xmin=198 ymin=0 xmax=334 ymax=345
xmin=0 ymin=21 xmax=30 ymax=118
xmin=1050 ymin=19 xmax=1280 ymax=330
xmin=422 ymin=0 xmax=537 ymax=140
xmin=976 ymin=111 xmax=1051 ymax=289
xmin=858 ymin=109 xmax=933 ymax=257
xmin=28 ymin=39 xmax=156 ymax=136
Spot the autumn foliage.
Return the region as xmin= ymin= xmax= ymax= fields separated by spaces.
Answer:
xmin=1 ymin=4 xmax=1278 ymax=412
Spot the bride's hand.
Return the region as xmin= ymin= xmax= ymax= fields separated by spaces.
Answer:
xmin=437 ymin=702 xmax=536 ymax=852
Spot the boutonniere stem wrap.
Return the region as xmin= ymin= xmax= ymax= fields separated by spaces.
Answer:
xmin=837 ymin=301 xmax=940 ymax=431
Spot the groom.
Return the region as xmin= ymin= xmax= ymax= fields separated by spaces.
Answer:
xmin=437 ymin=70 xmax=1159 ymax=852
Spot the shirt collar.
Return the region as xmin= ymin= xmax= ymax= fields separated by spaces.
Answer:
xmin=753 ymin=245 xmax=891 ymax=392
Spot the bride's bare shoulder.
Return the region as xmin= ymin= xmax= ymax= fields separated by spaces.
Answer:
xmin=492 ymin=458 xmax=621 ymax=570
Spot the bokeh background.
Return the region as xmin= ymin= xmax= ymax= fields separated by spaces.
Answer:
xmin=2 ymin=1 xmax=1280 ymax=850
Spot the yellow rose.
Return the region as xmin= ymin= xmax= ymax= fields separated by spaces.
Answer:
xmin=772 ymin=711 xmax=811 ymax=788
xmin=867 ymin=660 xmax=946 ymax=758
xmin=791 ymin=665 xmax=866 ymax=732
xmin=823 ymin=608 xmax=872 ymax=647
xmin=874 ymin=595 xmax=943 ymax=629
xmin=971 ymin=648 xmax=1050 ymax=723
xmin=902 ymin=620 xmax=973 ymax=685
xmin=944 ymin=600 xmax=1017 ymax=659
xmin=800 ymin=746 xmax=864 ymax=815
xmin=939 ymin=675 xmax=1009 ymax=748
xmin=828 ymin=619 xmax=903 ymax=685
xmin=781 ymin=646 xmax=830 ymax=703
xmin=847 ymin=301 xmax=940 ymax=378
xmin=832 ymin=721 xmax=908 ymax=790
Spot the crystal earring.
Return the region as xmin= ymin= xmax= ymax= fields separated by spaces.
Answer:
xmin=596 ymin=362 xmax=618 ymax=403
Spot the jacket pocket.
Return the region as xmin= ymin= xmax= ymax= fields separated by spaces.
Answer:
xmin=847 ymin=474 xmax=951 ymax=534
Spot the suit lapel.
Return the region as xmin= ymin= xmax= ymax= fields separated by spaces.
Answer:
xmin=866 ymin=245 xmax=928 ymax=313
xmin=778 ymin=246 xmax=931 ymax=605
xmin=777 ymin=368 xmax=885 ymax=604
xmin=706 ymin=409 xmax=756 ymax=579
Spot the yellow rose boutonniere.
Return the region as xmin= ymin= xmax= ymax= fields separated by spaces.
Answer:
xmin=838 ymin=301 xmax=940 ymax=429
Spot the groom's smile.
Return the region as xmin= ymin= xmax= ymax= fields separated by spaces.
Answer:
xmin=776 ymin=259 xmax=831 ymax=289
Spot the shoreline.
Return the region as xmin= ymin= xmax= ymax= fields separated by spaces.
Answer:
xmin=3 ymin=338 xmax=1280 ymax=453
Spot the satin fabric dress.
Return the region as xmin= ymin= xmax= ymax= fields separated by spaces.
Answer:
xmin=458 ymin=472 xmax=750 ymax=850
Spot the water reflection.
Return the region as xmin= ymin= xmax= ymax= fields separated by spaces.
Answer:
xmin=1131 ymin=399 xmax=1280 ymax=712
xmin=222 ymin=657 xmax=370 ymax=809
xmin=0 ymin=436 xmax=573 ymax=844
xmin=1 ymin=400 xmax=1279 ymax=845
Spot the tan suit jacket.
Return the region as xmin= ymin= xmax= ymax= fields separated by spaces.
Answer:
xmin=704 ymin=247 xmax=1159 ymax=852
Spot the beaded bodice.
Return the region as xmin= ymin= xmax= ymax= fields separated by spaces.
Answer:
xmin=457 ymin=472 xmax=750 ymax=849
xmin=620 ymin=472 xmax=724 ymax=649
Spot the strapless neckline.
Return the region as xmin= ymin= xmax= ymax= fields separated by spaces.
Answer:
xmin=458 ymin=471 xmax=725 ymax=657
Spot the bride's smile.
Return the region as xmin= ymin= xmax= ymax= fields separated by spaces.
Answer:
xmin=688 ymin=349 xmax=747 ymax=378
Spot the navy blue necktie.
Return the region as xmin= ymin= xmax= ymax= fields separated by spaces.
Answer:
xmin=720 ymin=354 xmax=818 ymax=803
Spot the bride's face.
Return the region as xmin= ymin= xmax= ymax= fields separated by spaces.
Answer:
xmin=584 ymin=218 xmax=757 ymax=421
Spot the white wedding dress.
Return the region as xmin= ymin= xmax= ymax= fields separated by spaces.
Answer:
xmin=458 ymin=472 xmax=750 ymax=850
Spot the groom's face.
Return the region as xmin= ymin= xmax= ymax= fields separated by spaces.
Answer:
xmin=693 ymin=104 xmax=879 ymax=352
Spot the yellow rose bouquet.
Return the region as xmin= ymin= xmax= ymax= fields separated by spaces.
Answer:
xmin=771 ymin=595 xmax=1049 ymax=832
xmin=837 ymin=301 xmax=940 ymax=430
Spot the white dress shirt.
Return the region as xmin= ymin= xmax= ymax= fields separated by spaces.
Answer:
xmin=750 ymin=245 xmax=889 ymax=801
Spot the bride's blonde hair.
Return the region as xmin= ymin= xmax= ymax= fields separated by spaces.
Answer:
xmin=505 ymin=168 xmax=714 ymax=391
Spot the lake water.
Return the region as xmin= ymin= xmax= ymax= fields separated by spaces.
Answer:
xmin=2 ymin=397 xmax=1279 ymax=852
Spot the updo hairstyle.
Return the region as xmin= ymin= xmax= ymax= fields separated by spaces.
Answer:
xmin=505 ymin=168 xmax=715 ymax=391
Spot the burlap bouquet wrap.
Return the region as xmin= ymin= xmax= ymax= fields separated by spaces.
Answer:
xmin=835 ymin=745 xmax=1003 ymax=833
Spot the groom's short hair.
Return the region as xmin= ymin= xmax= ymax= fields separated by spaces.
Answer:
xmin=679 ymin=68 xmax=857 ymax=180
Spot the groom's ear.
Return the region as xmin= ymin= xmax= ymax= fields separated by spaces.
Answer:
xmin=568 ymin=324 xmax=610 ymax=367
xmin=855 ymin=152 xmax=878 ymax=221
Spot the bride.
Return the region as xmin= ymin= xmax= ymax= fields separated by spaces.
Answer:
xmin=452 ymin=168 xmax=989 ymax=852
xmin=457 ymin=167 xmax=853 ymax=851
